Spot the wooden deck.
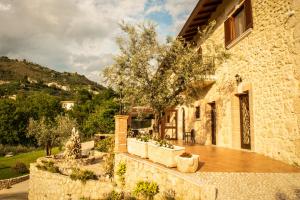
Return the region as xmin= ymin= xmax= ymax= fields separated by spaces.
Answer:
xmin=172 ymin=140 xmax=300 ymax=173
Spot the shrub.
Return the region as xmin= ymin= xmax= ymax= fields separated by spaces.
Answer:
xmin=133 ymin=181 xmax=159 ymax=200
xmin=104 ymin=153 xmax=115 ymax=178
xmin=95 ymin=136 xmax=114 ymax=153
xmin=104 ymin=190 xmax=123 ymax=200
xmin=136 ymin=134 xmax=150 ymax=142
xmin=11 ymin=162 xmax=29 ymax=174
xmin=116 ymin=162 xmax=126 ymax=186
xmin=162 ymin=189 xmax=176 ymax=200
xmin=179 ymin=152 xmax=192 ymax=158
xmin=155 ymin=139 xmax=174 ymax=149
xmin=70 ymin=168 xmax=97 ymax=184
xmin=36 ymin=160 xmax=60 ymax=173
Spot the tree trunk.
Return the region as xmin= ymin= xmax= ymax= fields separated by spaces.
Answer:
xmin=154 ymin=112 xmax=163 ymax=139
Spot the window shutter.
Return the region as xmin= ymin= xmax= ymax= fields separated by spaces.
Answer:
xmin=244 ymin=0 xmax=253 ymax=29
xmin=224 ymin=17 xmax=234 ymax=47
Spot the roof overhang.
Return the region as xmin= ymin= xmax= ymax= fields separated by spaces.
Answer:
xmin=178 ymin=0 xmax=223 ymax=42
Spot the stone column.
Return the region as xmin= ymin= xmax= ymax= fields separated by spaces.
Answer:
xmin=114 ymin=115 xmax=129 ymax=153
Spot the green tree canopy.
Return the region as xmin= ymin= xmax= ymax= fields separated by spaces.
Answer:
xmin=103 ymin=22 xmax=226 ymax=134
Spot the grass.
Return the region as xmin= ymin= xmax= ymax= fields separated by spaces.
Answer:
xmin=0 ymin=147 xmax=59 ymax=180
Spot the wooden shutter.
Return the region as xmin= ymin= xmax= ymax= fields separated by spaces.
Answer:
xmin=224 ymin=17 xmax=234 ymax=47
xmin=244 ymin=0 xmax=253 ymax=29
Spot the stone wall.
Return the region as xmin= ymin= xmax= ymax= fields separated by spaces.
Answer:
xmin=179 ymin=0 xmax=300 ymax=166
xmin=0 ymin=174 xmax=29 ymax=190
xmin=28 ymin=164 xmax=114 ymax=200
xmin=115 ymin=153 xmax=217 ymax=200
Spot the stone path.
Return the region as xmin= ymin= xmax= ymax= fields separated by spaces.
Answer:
xmin=196 ymin=172 xmax=300 ymax=200
xmin=0 ymin=180 xmax=28 ymax=200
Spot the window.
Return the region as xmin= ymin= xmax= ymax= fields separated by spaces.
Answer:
xmin=195 ymin=106 xmax=200 ymax=119
xmin=224 ymin=0 xmax=253 ymax=48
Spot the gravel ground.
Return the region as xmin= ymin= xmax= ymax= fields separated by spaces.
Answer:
xmin=196 ymin=172 xmax=300 ymax=200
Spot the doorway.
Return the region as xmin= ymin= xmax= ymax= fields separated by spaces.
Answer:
xmin=210 ymin=102 xmax=216 ymax=145
xmin=239 ymin=93 xmax=251 ymax=150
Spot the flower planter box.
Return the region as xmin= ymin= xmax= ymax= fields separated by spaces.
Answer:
xmin=127 ymin=138 xmax=148 ymax=158
xmin=148 ymin=142 xmax=185 ymax=167
xmin=176 ymin=154 xmax=199 ymax=173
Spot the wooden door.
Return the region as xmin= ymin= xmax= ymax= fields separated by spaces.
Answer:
xmin=239 ymin=93 xmax=251 ymax=149
xmin=210 ymin=103 xmax=216 ymax=145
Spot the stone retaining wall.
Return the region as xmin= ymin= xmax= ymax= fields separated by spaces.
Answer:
xmin=28 ymin=164 xmax=114 ymax=200
xmin=115 ymin=153 xmax=217 ymax=200
xmin=0 ymin=174 xmax=29 ymax=190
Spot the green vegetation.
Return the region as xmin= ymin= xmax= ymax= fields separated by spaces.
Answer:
xmin=36 ymin=160 xmax=60 ymax=173
xmin=0 ymin=144 xmax=36 ymax=157
xmin=0 ymin=148 xmax=59 ymax=179
xmin=0 ymin=93 xmax=63 ymax=146
xmin=11 ymin=162 xmax=29 ymax=174
xmin=28 ymin=115 xmax=77 ymax=155
xmin=69 ymin=88 xmax=118 ymax=139
xmin=70 ymin=168 xmax=98 ymax=184
xmin=95 ymin=137 xmax=114 ymax=153
xmin=116 ymin=162 xmax=126 ymax=187
xmin=104 ymin=22 xmax=228 ymax=136
xmin=133 ymin=181 xmax=159 ymax=200
xmin=0 ymin=56 xmax=104 ymax=97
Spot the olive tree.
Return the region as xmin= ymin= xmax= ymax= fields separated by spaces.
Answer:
xmin=27 ymin=115 xmax=77 ymax=155
xmin=103 ymin=22 xmax=227 ymax=135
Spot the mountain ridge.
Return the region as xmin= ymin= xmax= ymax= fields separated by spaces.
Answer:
xmin=0 ymin=56 xmax=105 ymax=99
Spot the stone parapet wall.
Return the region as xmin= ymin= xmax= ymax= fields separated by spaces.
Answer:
xmin=28 ymin=164 xmax=114 ymax=200
xmin=115 ymin=153 xmax=217 ymax=200
xmin=0 ymin=174 xmax=29 ymax=190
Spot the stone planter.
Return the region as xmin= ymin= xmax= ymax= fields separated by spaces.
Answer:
xmin=148 ymin=142 xmax=185 ymax=167
xmin=127 ymin=138 xmax=148 ymax=158
xmin=176 ymin=154 xmax=199 ymax=173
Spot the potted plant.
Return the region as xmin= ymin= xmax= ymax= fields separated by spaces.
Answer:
xmin=176 ymin=152 xmax=199 ymax=173
xmin=127 ymin=135 xmax=150 ymax=158
xmin=148 ymin=140 xmax=185 ymax=167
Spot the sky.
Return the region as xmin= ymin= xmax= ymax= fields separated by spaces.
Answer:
xmin=0 ymin=0 xmax=197 ymax=83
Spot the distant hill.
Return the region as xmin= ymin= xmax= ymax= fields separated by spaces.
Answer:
xmin=0 ymin=56 xmax=106 ymax=99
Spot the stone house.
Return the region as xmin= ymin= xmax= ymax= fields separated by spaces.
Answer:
xmin=163 ymin=0 xmax=300 ymax=166
xmin=61 ymin=100 xmax=75 ymax=110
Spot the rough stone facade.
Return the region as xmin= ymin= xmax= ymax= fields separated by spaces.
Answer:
xmin=115 ymin=153 xmax=217 ymax=200
xmin=176 ymin=0 xmax=300 ymax=166
xmin=28 ymin=164 xmax=114 ymax=200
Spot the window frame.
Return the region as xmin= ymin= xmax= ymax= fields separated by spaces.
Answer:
xmin=224 ymin=0 xmax=253 ymax=49
xmin=195 ymin=106 xmax=201 ymax=119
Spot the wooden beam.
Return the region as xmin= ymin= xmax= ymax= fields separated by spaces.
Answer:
xmin=183 ymin=31 xmax=198 ymax=38
xmin=178 ymin=0 xmax=209 ymax=37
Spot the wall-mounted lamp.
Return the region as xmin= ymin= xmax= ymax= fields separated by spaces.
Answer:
xmin=235 ymin=74 xmax=242 ymax=85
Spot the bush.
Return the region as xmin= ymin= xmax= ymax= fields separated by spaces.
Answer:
xmin=162 ymin=190 xmax=176 ymax=200
xmin=116 ymin=162 xmax=126 ymax=186
xmin=0 ymin=144 xmax=36 ymax=157
xmin=104 ymin=153 xmax=115 ymax=178
xmin=70 ymin=168 xmax=97 ymax=184
xmin=11 ymin=162 xmax=29 ymax=174
xmin=36 ymin=160 xmax=60 ymax=173
xmin=95 ymin=137 xmax=114 ymax=153
xmin=133 ymin=181 xmax=159 ymax=200
xmin=104 ymin=190 xmax=123 ymax=200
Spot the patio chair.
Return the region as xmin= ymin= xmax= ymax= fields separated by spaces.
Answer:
xmin=191 ymin=129 xmax=196 ymax=144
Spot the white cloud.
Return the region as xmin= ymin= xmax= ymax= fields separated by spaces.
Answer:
xmin=0 ymin=0 xmax=197 ymax=83
xmin=0 ymin=2 xmax=11 ymax=11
